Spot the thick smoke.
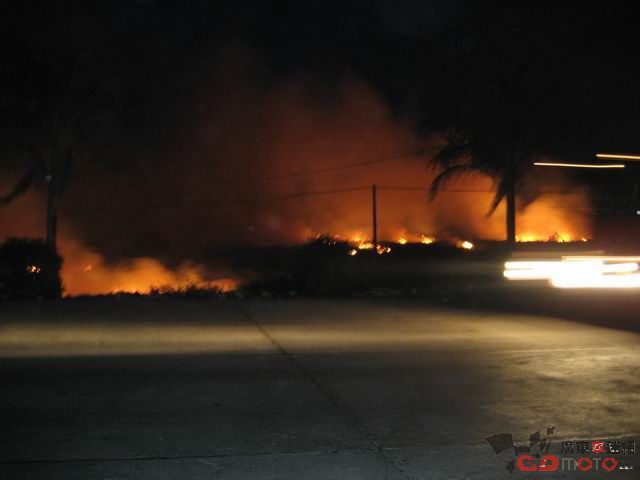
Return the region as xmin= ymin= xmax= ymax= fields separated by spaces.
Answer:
xmin=0 ymin=44 xmax=592 ymax=295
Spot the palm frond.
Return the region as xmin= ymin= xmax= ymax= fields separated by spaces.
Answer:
xmin=0 ymin=162 xmax=40 ymax=205
xmin=486 ymin=178 xmax=509 ymax=216
xmin=486 ymin=182 xmax=507 ymax=217
xmin=429 ymin=164 xmax=490 ymax=200
xmin=430 ymin=137 xmax=471 ymax=170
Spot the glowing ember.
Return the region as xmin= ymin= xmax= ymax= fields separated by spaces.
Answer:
xmin=376 ymin=245 xmax=391 ymax=254
xmin=26 ymin=265 xmax=41 ymax=274
xmin=420 ymin=235 xmax=435 ymax=244
xmin=398 ymin=238 xmax=408 ymax=245
xmin=348 ymin=249 xmax=358 ymax=256
xmin=515 ymin=232 xmax=582 ymax=243
xmin=459 ymin=240 xmax=474 ymax=250
xmin=357 ymin=242 xmax=374 ymax=250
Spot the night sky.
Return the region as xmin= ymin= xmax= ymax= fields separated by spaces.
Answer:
xmin=7 ymin=2 xmax=640 ymax=153
xmin=3 ymin=1 xmax=640 ymax=265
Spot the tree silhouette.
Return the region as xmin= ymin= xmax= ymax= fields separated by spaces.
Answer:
xmin=424 ymin=19 xmax=566 ymax=245
xmin=0 ymin=42 xmax=118 ymax=248
xmin=428 ymin=124 xmax=537 ymax=245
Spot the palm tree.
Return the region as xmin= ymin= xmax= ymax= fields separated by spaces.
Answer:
xmin=0 ymin=44 xmax=117 ymax=248
xmin=428 ymin=128 xmax=537 ymax=245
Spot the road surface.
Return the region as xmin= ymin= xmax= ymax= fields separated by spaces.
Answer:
xmin=1 ymin=298 xmax=639 ymax=479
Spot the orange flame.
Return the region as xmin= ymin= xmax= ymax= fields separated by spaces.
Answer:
xmin=59 ymin=237 xmax=238 ymax=297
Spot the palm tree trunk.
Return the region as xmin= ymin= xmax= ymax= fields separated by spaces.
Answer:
xmin=46 ymin=188 xmax=58 ymax=249
xmin=45 ymin=154 xmax=71 ymax=249
xmin=506 ymin=175 xmax=516 ymax=245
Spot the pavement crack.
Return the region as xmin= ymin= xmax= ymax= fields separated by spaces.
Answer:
xmin=0 ymin=447 xmax=379 ymax=467
xmin=234 ymin=304 xmax=415 ymax=480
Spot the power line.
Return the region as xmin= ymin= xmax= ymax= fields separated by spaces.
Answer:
xmin=227 ymin=148 xmax=431 ymax=183
xmin=380 ymin=186 xmax=493 ymax=193
xmin=63 ymin=186 xmax=370 ymax=214
xmin=379 ymin=186 xmax=589 ymax=194
xmin=63 ymin=184 xmax=595 ymax=215
xmin=64 ymin=148 xmax=434 ymax=194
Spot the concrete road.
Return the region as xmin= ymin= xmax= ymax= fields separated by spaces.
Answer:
xmin=1 ymin=299 xmax=639 ymax=479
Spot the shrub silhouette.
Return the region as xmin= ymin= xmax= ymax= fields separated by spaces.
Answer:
xmin=0 ymin=238 xmax=62 ymax=300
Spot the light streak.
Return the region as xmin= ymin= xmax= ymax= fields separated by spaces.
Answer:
xmin=551 ymin=272 xmax=640 ymax=289
xmin=504 ymin=256 xmax=640 ymax=289
xmin=534 ymin=162 xmax=625 ymax=169
xmin=596 ymin=153 xmax=640 ymax=160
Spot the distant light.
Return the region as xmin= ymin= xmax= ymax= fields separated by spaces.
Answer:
xmin=596 ymin=153 xmax=640 ymax=160
xmin=534 ymin=162 xmax=625 ymax=169
xmin=461 ymin=240 xmax=474 ymax=250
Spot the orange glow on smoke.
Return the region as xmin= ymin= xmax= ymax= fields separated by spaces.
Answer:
xmin=58 ymin=237 xmax=238 ymax=296
xmin=0 ymin=184 xmax=592 ymax=296
xmin=0 ymin=77 xmax=594 ymax=295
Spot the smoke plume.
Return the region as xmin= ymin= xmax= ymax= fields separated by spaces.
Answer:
xmin=0 ymin=44 xmax=592 ymax=295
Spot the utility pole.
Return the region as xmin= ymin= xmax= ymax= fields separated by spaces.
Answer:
xmin=372 ymin=184 xmax=377 ymax=248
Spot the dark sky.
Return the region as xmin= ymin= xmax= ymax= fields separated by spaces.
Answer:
xmin=7 ymin=1 xmax=640 ymax=152
xmin=3 ymin=1 xmax=640 ymax=261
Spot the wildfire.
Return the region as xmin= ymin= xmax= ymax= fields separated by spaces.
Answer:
xmin=376 ymin=245 xmax=391 ymax=254
xmin=58 ymin=237 xmax=239 ymax=297
xmin=0 ymin=75 xmax=596 ymax=298
xmin=394 ymin=234 xmax=437 ymax=245
xmin=515 ymin=232 xmax=581 ymax=243
xmin=343 ymin=235 xmax=393 ymax=255
xmin=515 ymin=234 xmax=538 ymax=242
